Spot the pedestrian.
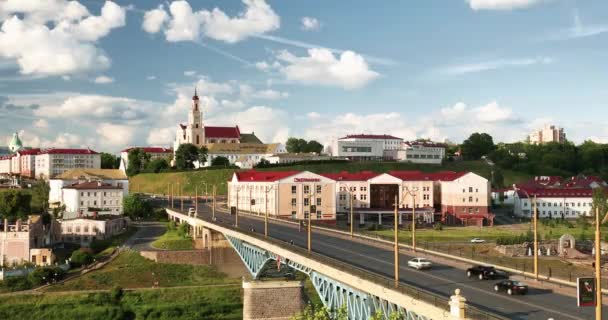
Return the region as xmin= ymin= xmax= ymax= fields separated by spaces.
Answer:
xmin=290 ymin=240 xmax=294 ymax=245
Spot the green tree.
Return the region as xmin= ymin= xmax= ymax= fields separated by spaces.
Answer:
xmin=126 ymin=148 xmax=151 ymax=176
xmin=198 ymin=146 xmax=209 ymax=165
xmin=592 ymin=187 xmax=608 ymax=222
xmin=0 ymin=190 xmax=31 ymax=221
xmin=30 ymin=181 xmax=49 ymax=213
xmin=100 ymin=152 xmax=120 ymax=169
xmin=304 ymin=140 xmax=324 ymax=153
xmin=70 ymin=249 xmax=94 ymax=267
xmin=211 ymin=156 xmax=230 ymax=167
xmin=286 ymin=137 xmax=308 ymax=153
xmin=145 ymin=158 xmax=169 ymax=173
xmin=174 ymin=143 xmax=199 ymax=170
xmin=461 ymin=133 xmax=496 ymax=160
xmin=123 ymin=194 xmax=152 ymax=220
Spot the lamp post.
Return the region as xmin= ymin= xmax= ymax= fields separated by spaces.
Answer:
xmin=403 ymin=187 xmax=419 ymax=251
xmin=595 ymin=207 xmax=602 ymax=320
xmin=394 ymin=194 xmax=399 ymax=288
xmin=264 ymin=185 xmax=276 ymax=238
xmin=515 ymin=185 xmax=538 ymax=280
xmin=350 ymin=190 xmax=354 ymax=238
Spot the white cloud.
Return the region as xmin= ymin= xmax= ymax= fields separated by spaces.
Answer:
xmin=277 ymin=48 xmax=379 ymax=90
xmin=547 ymin=10 xmax=608 ymax=41
xmin=142 ymin=0 xmax=279 ymax=43
xmin=94 ymin=75 xmax=114 ymax=84
xmin=33 ymin=119 xmax=48 ymax=129
xmin=221 ymin=99 xmax=245 ymax=109
xmin=440 ymin=57 xmax=554 ymax=75
xmin=96 ymin=123 xmax=135 ymax=148
xmin=142 ymin=5 xmax=168 ymax=34
xmin=251 ymin=89 xmax=288 ymax=100
xmin=35 ymin=95 xmax=147 ymax=120
xmin=466 ymin=0 xmax=545 ymax=10
xmin=184 ymin=70 xmax=197 ymax=76
xmin=207 ymin=106 xmax=289 ymax=143
xmin=301 ymin=17 xmax=320 ymax=31
xmin=440 ymin=102 xmax=467 ymax=117
xmin=146 ymin=75 xmax=157 ymax=80
xmin=307 ymin=112 xmax=321 ymax=119
xmin=475 ymin=101 xmax=517 ymax=123
xmin=254 ymin=60 xmax=281 ymax=72
xmin=0 ymin=1 xmax=126 ymax=76
xmin=147 ymin=127 xmax=175 ymax=145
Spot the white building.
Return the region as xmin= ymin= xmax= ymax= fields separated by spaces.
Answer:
xmin=60 ymin=216 xmax=129 ymax=247
xmin=119 ymin=147 xmax=172 ymax=172
xmin=529 ymin=124 xmax=566 ymax=145
xmin=35 ymin=148 xmax=101 ymax=180
xmin=334 ymin=134 xmax=403 ymax=160
xmin=0 ymin=216 xmax=56 ymax=267
xmin=206 ymin=143 xmax=286 ymax=168
xmin=513 ymin=189 xmax=595 ymax=219
xmin=0 ymin=155 xmax=12 ymax=175
xmin=49 ymin=169 xmax=129 ymax=208
xmin=266 ymin=153 xmax=331 ymax=165
xmin=60 ymin=181 xmax=124 ymax=218
xmin=393 ymin=141 xmax=446 ymax=164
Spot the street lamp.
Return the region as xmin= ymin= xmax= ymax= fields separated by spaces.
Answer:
xmin=594 ymin=207 xmax=602 ymax=320
xmin=514 ymin=185 xmax=538 ymax=281
xmin=263 ymin=185 xmax=276 ymax=238
xmin=403 ymin=186 xmax=419 ymax=251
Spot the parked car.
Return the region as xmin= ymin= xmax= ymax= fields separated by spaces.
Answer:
xmin=494 ymin=280 xmax=528 ymax=295
xmin=466 ymin=265 xmax=498 ymax=280
xmin=470 ymin=238 xmax=486 ymax=243
xmin=407 ymin=258 xmax=432 ymax=270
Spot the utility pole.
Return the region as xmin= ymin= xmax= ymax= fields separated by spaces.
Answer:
xmin=170 ymin=183 xmax=174 ymax=208
xmin=533 ymin=194 xmax=538 ymax=280
xmin=236 ymin=187 xmax=239 ymax=228
xmin=195 ymin=185 xmax=198 ymax=216
xmin=308 ymin=183 xmax=314 ymax=253
xmin=394 ymin=194 xmax=399 ymax=288
xmin=265 ymin=187 xmax=269 ymax=237
xmin=412 ymin=195 xmax=416 ymax=251
xmin=180 ymin=183 xmax=184 ymax=211
xmin=167 ymin=184 xmax=170 ymax=207
xmin=212 ymin=185 xmax=216 ymax=220
xmin=595 ymin=207 xmax=602 ymax=320
xmin=350 ymin=191 xmax=354 ymax=238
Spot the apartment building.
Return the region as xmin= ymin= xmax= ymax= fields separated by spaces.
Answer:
xmin=529 ymin=124 xmax=566 ymax=145
xmin=35 ymin=148 xmax=101 ymax=180
xmin=334 ymin=134 xmax=403 ymax=160
xmin=0 ymin=216 xmax=57 ymax=267
xmin=60 ymin=181 xmax=124 ymax=218
xmin=49 ymin=169 xmax=129 ymax=210
xmin=60 ymin=216 xmax=128 ymax=247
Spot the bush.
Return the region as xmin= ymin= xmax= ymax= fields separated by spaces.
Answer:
xmin=1 ymin=276 xmax=33 ymax=292
xmin=70 ymin=249 xmax=94 ymax=267
xmin=433 ymin=222 xmax=443 ymax=231
xmin=177 ymin=223 xmax=189 ymax=238
xmin=28 ymin=266 xmax=65 ymax=286
xmin=153 ymin=208 xmax=168 ymax=222
xmin=110 ymin=286 xmax=124 ymax=304
xmin=167 ymin=221 xmax=177 ymax=231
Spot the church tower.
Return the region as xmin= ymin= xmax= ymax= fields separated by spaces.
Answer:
xmin=189 ymin=88 xmax=205 ymax=146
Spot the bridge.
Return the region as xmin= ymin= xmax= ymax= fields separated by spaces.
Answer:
xmin=161 ymin=199 xmax=603 ymax=320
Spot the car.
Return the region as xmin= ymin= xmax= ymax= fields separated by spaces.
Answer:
xmin=470 ymin=238 xmax=486 ymax=243
xmin=466 ymin=265 xmax=498 ymax=280
xmin=188 ymin=208 xmax=196 ymax=215
xmin=494 ymin=280 xmax=528 ymax=295
xmin=407 ymin=258 xmax=432 ymax=270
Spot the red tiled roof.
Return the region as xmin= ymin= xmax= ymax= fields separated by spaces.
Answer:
xmin=17 ymin=148 xmax=41 ymax=156
xmin=404 ymin=141 xmax=447 ymax=148
xmin=234 ymin=170 xmax=300 ymax=182
xmin=0 ymin=155 xmax=13 ymax=160
xmin=40 ymin=148 xmax=98 ymax=155
xmin=205 ymin=126 xmax=241 ymax=139
xmin=389 ymin=170 xmax=466 ymax=181
xmin=339 ymin=134 xmax=402 ymax=140
xmin=515 ymin=188 xmax=597 ymax=199
xmin=122 ymin=147 xmax=172 ymax=153
xmin=320 ymin=171 xmax=380 ymax=181
xmin=63 ymin=181 xmax=122 ymax=190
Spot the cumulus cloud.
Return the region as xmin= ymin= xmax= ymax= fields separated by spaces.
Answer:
xmin=147 ymin=127 xmax=175 ymax=145
xmin=301 ymin=17 xmax=320 ymax=31
xmin=207 ymin=106 xmax=289 ymax=143
xmin=33 ymin=119 xmax=49 ymax=129
xmin=184 ymin=70 xmax=197 ymax=76
xmin=0 ymin=1 xmax=126 ymax=76
xmin=94 ymin=75 xmax=114 ymax=84
xmin=276 ymin=48 xmax=379 ymax=90
xmin=466 ymin=0 xmax=545 ymax=10
xmin=146 ymin=75 xmax=157 ymax=80
xmin=96 ymin=123 xmax=135 ymax=148
xmin=35 ymin=95 xmax=147 ymax=121
xmin=142 ymin=0 xmax=279 ymax=43
xmin=239 ymin=84 xmax=288 ymax=100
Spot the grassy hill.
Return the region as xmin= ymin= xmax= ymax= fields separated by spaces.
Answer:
xmin=129 ymin=160 xmax=532 ymax=196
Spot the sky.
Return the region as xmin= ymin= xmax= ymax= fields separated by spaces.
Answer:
xmin=1 ymin=0 xmax=608 ymax=153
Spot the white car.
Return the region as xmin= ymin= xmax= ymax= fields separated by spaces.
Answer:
xmin=470 ymin=238 xmax=486 ymax=243
xmin=188 ymin=208 xmax=196 ymax=215
xmin=407 ymin=258 xmax=432 ymax=270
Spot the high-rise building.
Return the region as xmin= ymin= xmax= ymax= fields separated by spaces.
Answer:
xmin=528 ymin=125 xmax=566 ymax=144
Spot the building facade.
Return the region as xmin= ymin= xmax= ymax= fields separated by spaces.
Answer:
xmin=206 ymin=143 xmax=286 ymax=168
xmin=0 ymin=216 xmax=56 ymax=267
xmin=529 ymin=124 xmax=566 ymax=144
xmin=60 ymin=216 xmax=128 ymax=247
xmin=35 ymin=148 xmax=101 ymax=180
xmin=395 ymin=141 xmax=446 ymax=164
xmin=60 ymin=182 xmax=124 ymax=218
xmin=49 ymin=169 xmax=129 ymax=210
xmin=266 ymin=153 xmax=331 ymax=165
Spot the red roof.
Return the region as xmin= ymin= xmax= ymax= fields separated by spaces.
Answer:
xmin=122 ymin=147 xmax=172 ymax=153
xmin=205 ymin=126 xmax=241 ymax=139
xmin=404 ymin=141 xmax=447 ymax=148
xmin=389 ymin=170 xmax=466 ymax=181
xmin=63 ymin=181 xmax=122 ymax=190
xmin=0 ymin=155 xmax=13 ymax=160
xmin=234 ymin=170 xmax=300 ymax=182
xmin=17 ymin=148 xmax=41 ymax=156
xmin=516 ymin=188 xmax=598 ymax=199
xmin=41 ymin=148 xmax=98 ymax=155
xmin=339 ymin=134 xmax=402 ymax=140
xmin=320 ymin=171 xmax=380 ymax=181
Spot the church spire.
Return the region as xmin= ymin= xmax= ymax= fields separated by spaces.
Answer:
xmin=193 ymin=87 xmax=199 ymax=101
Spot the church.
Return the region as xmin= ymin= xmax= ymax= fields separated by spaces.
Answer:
xmin=173 ymin=89 xmax=263 ymax=152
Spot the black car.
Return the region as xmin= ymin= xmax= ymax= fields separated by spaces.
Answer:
xmin=494 ymin=280 xmax=528 ymax=295
xmin=466 ymin=265 xmax=498 ymax=280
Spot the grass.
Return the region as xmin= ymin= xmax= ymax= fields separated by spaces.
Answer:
xmin=129 ymin=160 xmax=532 ymax=196
xmin=90 ymin=226 xmax=138 ymax=257
xmin=0 ymin=286 xmax=242 ymax=320
xmin=151 ymin=228 xmax=193 ymax=250
xmin=45 ymin=250 xmax=239 ymax=292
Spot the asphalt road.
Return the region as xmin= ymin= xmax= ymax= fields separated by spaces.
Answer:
xmin=124 ymin=222 xmax=167 ymax=251
xmin=156 ymin=197 xmax=602 ymax=320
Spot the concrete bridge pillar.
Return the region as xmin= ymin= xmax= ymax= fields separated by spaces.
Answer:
xmin=201 ymin=227 xmax=231 ymax=250
xmin=242 ymin=280 xmax=305 ymax=320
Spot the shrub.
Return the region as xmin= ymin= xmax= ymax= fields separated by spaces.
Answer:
xmin=110 ymin=286 xmax=124 ymax=304
xmin=28 ymin=266 xmax=65 ymax=286
xmin=433 ymin=223 xmax=443 ymax=231
xmin=177 ymin=223 xmax=189 ymax=238
xmin=167 ymin=221 xmax=177 ymax=231
xmin=1 ymin=276 xmax=33 ymax=292
xmin=70 ymin=249 xmax=94 ymax=267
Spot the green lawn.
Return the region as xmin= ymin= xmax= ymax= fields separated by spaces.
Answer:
xmin=0 ymin=286 xmax=242 ymax=320
xmin=130 ymin=160 xmax=532 ymax=196
xmin=45 ymin=250 xmax=238 ymax=291
xmin=151 ymin=228 xmax=194 ymax=250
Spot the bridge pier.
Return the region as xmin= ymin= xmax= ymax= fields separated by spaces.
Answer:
xmin=242 ymin=280 xmax=305 ymax=320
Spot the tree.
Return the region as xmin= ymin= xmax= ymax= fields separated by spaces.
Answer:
xmin=0 ymin=190 xmax=31 ymax=221
xmin=286 ymin=137 xmax=308 ymax=153
xmin=461 ymin=133 xmax=496 ymax=160
xmin=211 ymin=156 xmax=230 ymax=167
xmin=70 ymin=249 xmax=94 ymax=267
xmin=30 ymin=181 xmax=49 ymax=213
xmin=100 ymin=152 xmax=119 ymax=169
xmin=123 ymin=194 xmax=152 ymax=220
xmin=146 ymin=158 xmax=169 ymax=173
xmin=174 ymin=143 xmax=199 ymax=170
xmin=304 ymin=140 xmax=324 ymax=153
xmin=592 ymin=188 xmax=608 ymax=223
xmin=198 ymin=146 xmax=209 ymax=165
xmin=126 ymin=148 xmax=151 ymax=176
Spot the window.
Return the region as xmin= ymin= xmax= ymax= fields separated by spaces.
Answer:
xmin=80 ymin=201 xmax=84 ymax=206
xmin=84 ymin=226 xmax=89 ymax=233
xmin=104 ymin=192 xmax=107 ymax=196
xmin=80 ymin=192 xmax=84 ymax=196
xmin=316 ymin=185 xmax=322 ymax=193
xmin=291 ymin=211 xmax=296 ymax=219
xmin=304 ymin=185 xmax=310 ymax=194
xmin=462 ymin=189 xmax=466 ymax=193
xmin=548 ymin=203 xmax=551 ymax=207
xmin=291 ymin=186 xmax=297 ymax=194
xmin=304 ymin=198 xmax=309 ymax=206
xmin=469 ymin=196 xmax=473 ymax=202
xmin=423 ymin=194 xmax=429 ymax=200
xmin=291 ymin=198 xmax=296 ymax=207
xmin=304 ymin=211 xmax=309 ymax=219
xmin=350 ymin=186 xmax=356 ymax=192
xmin=317 ymin=198 xmax=322 ymax=206
xmin=469 ymin=187 xmax=473 ymax=192
xmin=75 ymin=226 xmax=81 ymax=233
xmin=339 ymin=194 xmax=346 ymax=201
xmin=87 ymin=192 xmax=90 ymax=196
xmin=360 ymin=186 xmax=367 ymax=192
xmin=94 ymin=192 xmax=97 ymax=196
xmin=361 ymin=194 xmax=367 ymax=200
xmin=317 ymin=211 xmax=322 ymax=219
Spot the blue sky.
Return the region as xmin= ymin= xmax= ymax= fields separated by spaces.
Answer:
xmin=1 ymin=0 xmax=608 ymax=152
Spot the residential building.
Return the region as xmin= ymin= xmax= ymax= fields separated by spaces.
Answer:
xmin=0 ymin=155 xmax=12 ymax=175
xmin=0 ymin=216 xmax=57 ymax=267
xmin=17 ymin=148 xmax=41 ymax=178
xmin=334 ymin=134 xmax=404 ymax=160
xmin=119 ymin=147 xmax=172 ymax=172
xmin=529 ymin=124 xmax=566 ymax=144
xmin=391 ymin=141 xmax=446 ymax=164
xmin=35 ymin=148 xmax=101 ymax=180
xmin=49 ymin=169 xmax=129 ymax=208
xmin=206 ymin=143 xmax=286 ymax=168
xmin=59 ymin=181 xmax=124 ymax=218
xmin=60 ymin=215 xmax=128 ymax=247
xmin=265 ymin=153 xmax=331 ymax=165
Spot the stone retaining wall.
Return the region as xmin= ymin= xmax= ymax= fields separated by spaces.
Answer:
xmin=243 ymin=280 xmax=305 ymax=320
xmin=140 ymin=250 xmax=209 ymax=265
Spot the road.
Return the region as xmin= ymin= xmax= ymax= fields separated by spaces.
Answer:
xmin=125 ymin=222 xmax=167 ymax=251
xmin=157 ymin=197 xmax=602 ymax=320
